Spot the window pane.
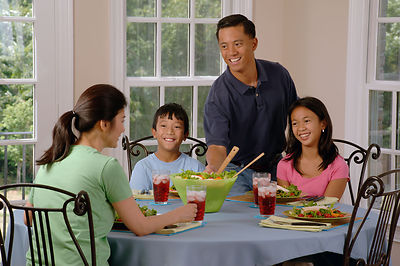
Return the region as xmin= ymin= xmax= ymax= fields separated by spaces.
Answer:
xmin=379 ymin=0 xmax=400 ymax=17
xmin=126 ymin=0 xmax=156 ymax=17
xmin=0 ymin=84 xmax=33 ymax=139
xmin=195 ymin=24 xmax=220 ymax=76
xmin=130 ymin=87 xmax=159 ymax=140
xmin=197 ymin=86 xmax=210 ymax=138
xmin=0 ymin=143 xmax=34 ymax=185
xmin=165 ymin=86 xmax=192 ymax=135
xmin=127 ymin=23 xmax=156 ymax=77
xmin=0 ymin=21 xmax=33 ymax=78
xmin=376 ymin=23 xmax=400 ymax=81
xmin=396 ymin=155 xmax=400 ymax=189
xmin=195 ymin=0 xmax=221 ymax=18
xmin=162 ymin=0 xmax=188 ymax=18
xmin=161 ymin=23 xmax=188 ymax=76
xmin=368 ymin=153 xmax=391 ymax=199
xmin=369 ymin=90 xmax=392 ymax=148
xmin=0 ymin=0 xmax=32 ymax=17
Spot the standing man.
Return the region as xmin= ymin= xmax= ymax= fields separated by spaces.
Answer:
xmin=204 ymin=14 xmax=298 ymax=194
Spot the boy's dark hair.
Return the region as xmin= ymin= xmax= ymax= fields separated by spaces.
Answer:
xmin=216 ymin=14 xmax=256 ymax=40
xmin=152 ymin=103 xmax=189 ymax=135
xmin=285 ymin=97 xmax=338 ymax=174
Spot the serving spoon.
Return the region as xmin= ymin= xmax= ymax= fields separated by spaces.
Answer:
xmin=216 ymin=146 xmax=240 ymax=174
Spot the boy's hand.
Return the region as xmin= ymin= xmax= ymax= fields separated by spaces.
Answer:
xmin=173 ymin=203 xmax=197 ymax=223
xmin=204 ymin=165 xmax=215 ymax=174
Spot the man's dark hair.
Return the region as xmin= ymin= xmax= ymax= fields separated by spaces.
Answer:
xmin=216 ymin=14 xmax=256 ymax=40
xmin=152 ymin=103 xmax=189 ymax=135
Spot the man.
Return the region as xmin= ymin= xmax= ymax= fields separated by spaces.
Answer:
xmin=204 ymin=14 xmax=298 ymax=194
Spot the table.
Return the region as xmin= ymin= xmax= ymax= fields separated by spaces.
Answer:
xmin=7 ymin=199 xmax=376 ymax=266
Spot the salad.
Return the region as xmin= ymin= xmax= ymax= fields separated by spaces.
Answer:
xmin=115 ymin=205 xmax=157 ymax=222
xmin=290 ymin=205 xmax=346 ymax=218
xmin=277 ymin=184 xmax=301 ymax=198
xmin=171 ymin=170 xmax=236 ymax=180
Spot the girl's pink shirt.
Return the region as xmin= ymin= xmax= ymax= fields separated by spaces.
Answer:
xmin=277 ymin=155 xmax=349 ymax=197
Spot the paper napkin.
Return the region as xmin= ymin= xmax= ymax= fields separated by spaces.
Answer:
xmin=259 ymin=215 xmax=331 ymax=232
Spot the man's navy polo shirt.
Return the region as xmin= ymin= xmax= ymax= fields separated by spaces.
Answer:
xmin=204 ymin=59 xmax=297 ymax=171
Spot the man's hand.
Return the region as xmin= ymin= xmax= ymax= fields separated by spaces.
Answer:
xmin=205 ymin=145 xmax=227 ymax=173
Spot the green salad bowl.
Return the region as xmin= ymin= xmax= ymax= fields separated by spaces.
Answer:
xmin=170 ymin=175 xmax=237 ymax=213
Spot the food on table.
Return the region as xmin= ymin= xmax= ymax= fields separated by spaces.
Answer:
xmin=186 ymin=190 xmax=206 ymax=221
xmin=115 ymin=205 xmax=157 ymax=222
xmin=258 ymin=184 xmax=276 ymax=216
xmin=277 ymin=184 xmax=301 ymax=198
xmin=170 ymin=170 xmax=236 ymax=180
xmin=152 ymin=173 xmax=170 ymax=203
xmin=290 ymin=205 xmax=346 ymax=218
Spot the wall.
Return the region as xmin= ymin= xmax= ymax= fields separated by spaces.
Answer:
xmin=74 ymin=0 xmax=111 ymax=100
xmin=253 ymin=0 xmax=348 ymax=140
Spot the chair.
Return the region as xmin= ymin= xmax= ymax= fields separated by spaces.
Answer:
xmin=0 ymin=183 xmax=96 ymax=266
xmin=122 ymin=135 xmax=208 ymax=177
xmin=333 ymin=139 xmax=381 ymax=206
xmin=343 ymin=169 xmax=400 ymax=266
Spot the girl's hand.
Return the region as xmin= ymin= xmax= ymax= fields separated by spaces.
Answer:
xmin=170 ymin=203 xmax=197 ymax=223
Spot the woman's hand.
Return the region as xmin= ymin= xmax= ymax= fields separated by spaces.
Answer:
xmin=169 ymin=203 xmax=197 ymax=223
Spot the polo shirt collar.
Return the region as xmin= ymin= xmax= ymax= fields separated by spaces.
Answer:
xmin=225 ymin=59 xmax=269 ymax=95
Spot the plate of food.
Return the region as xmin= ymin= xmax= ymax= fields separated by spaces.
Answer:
xmin=132 ymin=189 xmax=154 ymax=200
xmin=169 ymin=185 xmax=180 ymax=197
xmin=114 ymin=205 xmax=157 ymax=230
xmin=276 ymin=184 xmax=304 ymax=202
xmin=283 ymin=206 xmax=351 ymax=223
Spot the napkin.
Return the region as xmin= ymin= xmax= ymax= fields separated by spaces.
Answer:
xmin=287 ymin=196 xmax=338 ymax=207
xmin=259 ymin=215 xmax=331 ymax=232
xmin=155 ymin=221 xmax=203 ymax=235
xmin=132 ymin=189 xmax=154 ymax=200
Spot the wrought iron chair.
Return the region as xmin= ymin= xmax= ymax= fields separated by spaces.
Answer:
xmin=343 ymin=169 xmax=400 ymax=266
xmin=333 ymin=139 xmax=381 ymax=206
xmin=0 ymin=183 xmax=96 ymax=266
xmin=122 ymin=135 xmax=208 ymax=177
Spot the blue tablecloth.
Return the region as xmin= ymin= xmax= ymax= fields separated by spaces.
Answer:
xmin=7 ymin=200 xmax=376 ymax=266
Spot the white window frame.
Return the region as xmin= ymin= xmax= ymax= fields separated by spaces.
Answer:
xmin=0 ymin=0 xmax=73 ymax=174
xmin=110 ymin=0 xmax=252 ymax=170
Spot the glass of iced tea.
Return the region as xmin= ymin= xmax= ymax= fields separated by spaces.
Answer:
xmin=186 ymin=185 xmax=207 ymax=221
xmin=258 ymin=180 xmax=276 ymax=217
xmin=252 ymin=172 xmax=271 ymax=205
xmin=152 ymin=170 xmax=170 ymax=204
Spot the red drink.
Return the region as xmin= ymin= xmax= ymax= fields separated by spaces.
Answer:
xmin=188 ymin=200 xmax=206 ymax=221
xmin=253 ymin=185 xmax=259 ymax=205
xmin=258 ymin=195 xmax=276 ymax=215
xmin=186 ymin=185 xmax=207 ymax=221
xmin=152 ymin=172 xmax=170 ymax=204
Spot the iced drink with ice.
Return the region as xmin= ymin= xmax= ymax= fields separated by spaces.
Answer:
xmin=186 ymin=185 xmax=207 ymax=221
xmin=258 ymin=181 xmax=276 ymax=216
xmin=252 ymin=173 xmax=270 ymax=205
xmin=152 ymin=170 xmax=170 ymax=204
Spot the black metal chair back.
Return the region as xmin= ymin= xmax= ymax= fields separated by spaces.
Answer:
xmin=333 ymin=139 xmax=381 ymax=205
xmin=0 ymin=183 xmax=96 ymax=266
xmin=343 ymin=169 xmax=400 ymax=266
xmin=122 ymin=135 xmax=208 ymax=177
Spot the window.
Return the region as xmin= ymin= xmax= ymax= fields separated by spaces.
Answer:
xmin=0 ymin=0 xmax=73 ymax=186
xmin=110 ymin=0 xmax=251 ymax=168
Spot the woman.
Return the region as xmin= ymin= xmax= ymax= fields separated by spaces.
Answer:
xmin=26 ymin=84 xmax=196 ymax=265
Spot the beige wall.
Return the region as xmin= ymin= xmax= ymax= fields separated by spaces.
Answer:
xmin=74 ymin=0 xmax=111 ymax=100
xmin=254 ymin=0 xmax=349 ymax=140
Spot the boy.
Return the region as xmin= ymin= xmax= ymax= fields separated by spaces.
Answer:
xmin=130 ymin=103 xmax=205 ymax=190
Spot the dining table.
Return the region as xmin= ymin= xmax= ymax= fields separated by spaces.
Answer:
xmin=6 ymin=197 xmax=377 ymax=266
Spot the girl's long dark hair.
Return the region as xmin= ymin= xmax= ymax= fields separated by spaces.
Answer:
xmin=36 ymin=84 xmax=127 ymax=165
xmin=285 ymin=97 xmax=338 ymax=174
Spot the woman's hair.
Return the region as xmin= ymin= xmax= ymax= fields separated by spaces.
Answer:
xmin=152 ymin=103 xmax=189 ymax=135
xmin=285 ymin=97 xmax=338 ymax=174
xmin=36 ymin=84 xmax=127 ymax=165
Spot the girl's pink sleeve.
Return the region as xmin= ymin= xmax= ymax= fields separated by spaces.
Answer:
xmin=331 ymin=156 xmax=350 ymax=181
xmin=277 ymin=159 xmax=289 ymax=181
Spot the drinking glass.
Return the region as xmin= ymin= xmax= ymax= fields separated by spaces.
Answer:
xmin=258 ymin=181 xmax=276 ymax=217
xmin=152 ymin=170 xmax=170 ymax=204
xmin=252 ymin=172 xmax=271 ymax=205
xmin=186 ymin=185 xmax=207 ymax=221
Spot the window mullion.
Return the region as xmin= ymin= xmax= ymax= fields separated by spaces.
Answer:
xmin=193 ymin=85 xmax=198 ymax=138
xmin=156 ymin=0 xmax=162 ymax=78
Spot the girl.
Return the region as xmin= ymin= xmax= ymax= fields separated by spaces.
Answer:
xmin=26 ymin=84 xmax=196 ymax=265
xmin=277 ymin=97 xmax=349 ymax=199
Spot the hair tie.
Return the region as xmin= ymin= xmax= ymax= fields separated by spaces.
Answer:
xmin=72 ymin=110 xmax=78 ymax=118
